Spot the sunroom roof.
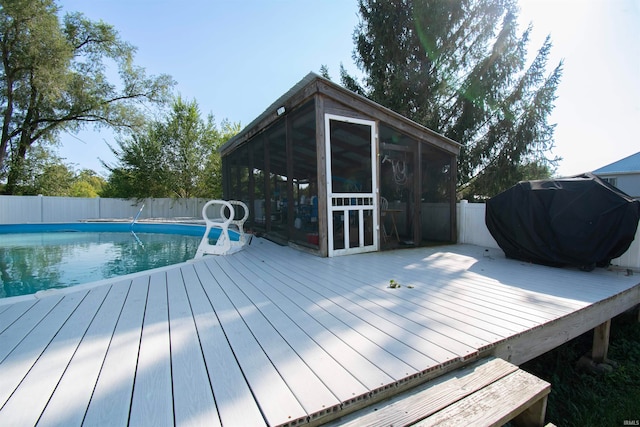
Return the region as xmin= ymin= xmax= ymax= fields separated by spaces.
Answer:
xmin=220 ymin=72 xmax=461 ymax=156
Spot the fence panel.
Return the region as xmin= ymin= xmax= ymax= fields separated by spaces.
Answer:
xmin=98 ymin=198 xmax=144 ymax=220
xmin=457 ymin=201 xmax=498 ymax=248
xmin=611 ymin=225 xmax=640 ymax=269
xmin=0 ymin=195 xmax=42 ymax=223
xmin=0 ymin=196 xmax=206 ymax=223
xmin=43 ymin=197 xmax=100 ymax=222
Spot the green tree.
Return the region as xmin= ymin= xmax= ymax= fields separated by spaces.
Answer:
xmin=198 ymin=119 xmax=241 ymax=198
xmin=105 ymin=97 xmax=239 ymax=199
xmin=4 ymin=144 xmax=67 ymax=194
xmin=68 ymin=180 xmax=97 ymax=197
xmin=342 ymin=0 xmax=562 ymax=200
xmin=0 ymin=0 xmax=174 ymax=194
xmin=5 ymin=145 xmax=106 ymax=196
xmin=104 ymin=131 xmax=168 ymax=198
xmin=70 ymin=169 xmax=105 ymax=197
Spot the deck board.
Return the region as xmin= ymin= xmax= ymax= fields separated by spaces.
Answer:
xmin=0 ymin=291 xmax=87 ymax=411
xmin=258 ymin=246 xmax=482 ymax=359
xmin=215 ymin=256 xmax=367 ymax=406
xmin=180 ymin=263 xmax=265 ymax=427
xmin=256 ymin=243 xmax=534 ymax=339
xmin=0 ymin=295 xmax=63 ymax=362
xmin=0 ymin=298 xmax=37 ymax=333
xmin=0 ymin=239 xmax=638 ymax=427
xmin=230 ymin=253 xmax=397 ymax=391
xmin=206 ymin=257 xmax=342 ymax=416
xmin=82 ymin=276 xmax=148 ymax=426
xmin=314 ymin=249 xmax=561 ymax=326
xmin=192 ymin=261 xmax=308 ymax=426
xmin=234 ymin=248 xmax=428 ymax=379
xmin=0 ymin=287 xmax=108 ymax=426
xmin=320 ymin=247 xmax=584 ymax=327
xmin=37 ymin=280 xmax=131 ymax=427
xmin=129 ymin=271 xmax=174 ymax=427
xmin=166 ymin=267 xmax=220 ymax=427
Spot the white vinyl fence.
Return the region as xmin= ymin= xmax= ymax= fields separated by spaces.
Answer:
xmin=0 ymin=195 xmax=208 ymax=224
xmin=1 ymin=196 xmax=638 ymax=269
xmin=456 ymin=200 xmax=640 ymax=270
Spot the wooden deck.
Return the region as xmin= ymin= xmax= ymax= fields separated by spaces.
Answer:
xmin=0 ymin=238 xmax=638 ymax=426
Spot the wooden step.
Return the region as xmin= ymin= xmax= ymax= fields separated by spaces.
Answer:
xmin=324 ymin=357 xmax=550 ymax=427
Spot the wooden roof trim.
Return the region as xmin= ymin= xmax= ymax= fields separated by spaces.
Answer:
xmin=220 ymin=73 xmax=461 ymax=156
xmin=220 ymin=74 xmax=321 ymax=156
xmin=315 ymin=80 xmax=460 ymax=155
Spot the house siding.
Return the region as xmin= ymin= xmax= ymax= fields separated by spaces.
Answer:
xmin=597 ymin=173 xmax=640 ymax=199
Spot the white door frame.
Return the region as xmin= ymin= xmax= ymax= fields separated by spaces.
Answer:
xmin=325 ymin=114 xmax=378 ymax=257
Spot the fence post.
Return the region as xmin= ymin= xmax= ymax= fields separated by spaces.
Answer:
xmin=39 ymin=194 xmax=44 ymax=223
xmin=458 ymin=199 xmax=468 ymax=244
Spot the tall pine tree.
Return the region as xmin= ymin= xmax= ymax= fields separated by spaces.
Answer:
xmin=342 ymin=0 xmax=562 ymax=199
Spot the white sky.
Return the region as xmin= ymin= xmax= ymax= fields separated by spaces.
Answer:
xmin=55 ymin=0 xmax=639 ymax=178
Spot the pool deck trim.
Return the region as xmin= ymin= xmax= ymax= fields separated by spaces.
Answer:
xmin=0 ymin=238 xmax=638 ymax=426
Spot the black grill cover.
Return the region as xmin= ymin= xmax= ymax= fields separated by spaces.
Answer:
xmin=485 ymin=173 xmax=640 ymax=270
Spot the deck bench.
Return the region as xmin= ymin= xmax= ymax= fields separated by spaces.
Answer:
xmin=324 ymin=357 xmax=550 ymax=427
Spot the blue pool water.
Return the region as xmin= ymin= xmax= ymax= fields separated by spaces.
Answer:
xmin=0 ymin=223 xmax=223 ymax=299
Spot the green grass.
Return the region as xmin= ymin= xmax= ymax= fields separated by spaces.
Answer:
xmin=520 ymin=308 xmax=640 ymax=427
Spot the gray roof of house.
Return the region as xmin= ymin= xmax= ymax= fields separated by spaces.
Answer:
xmin=593 ymin=151 xmax=640 ymax=174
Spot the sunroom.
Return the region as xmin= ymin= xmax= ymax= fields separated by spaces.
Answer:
xmin=220 ymin=73 xmax=460 ymax=257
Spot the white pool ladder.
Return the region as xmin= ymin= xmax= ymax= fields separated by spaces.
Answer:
xmin=194 ymin=200 xmax=250 ymax=257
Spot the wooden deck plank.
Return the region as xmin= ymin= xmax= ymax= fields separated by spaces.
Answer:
xmin=215 ymin=256 xmax=371 ymax=402
xmin=0 ymin=291 xmax=87 ymax=409
xmin=233 ymin=245 xmax=423 ymax=381
xmin=317 ymin=250 xmax=552 ymax=328
xmin=205 ymin=257 xmax=342 ymax=418
xmin=82 ymin=276 xmax=149 ymax=426
xmin=192 ymin=261 xmax=308 ymax=427
xmin=450 ymin=247 xmax=634 ymax=300
xmin=391 ymin=246 xmax=620 ymax=307
xmin=258 ymin=244 xmax=522 ymax=345
xmin=325 ymin=358 xmax=519 ymax=427
xmin=166 ymin=267 xmax=220 ymax=427
xmin=0 ymin=295 xmax=63 ymax=362
xmin=179 ymin=263 xmax=266 ymax=427
xmin=247 ymin=259 xmax=442 ymax=371
xmin=414 ymin=369 xmax=550 ymax=426
xmin=310 ymin=248 xmax=554 ymax=332
xmin=36 ymin=280 xmax=131 ymax=427
xmin=261 ymin=247 xmax=483 ymax=359
xmin=0 ymin=286 xmax=109 ymax=426
xmin=129 ymin=271 xmax=174 ymax=427
xmin=286 ymin=255 xmax=506 ymax=346
xmin=353 ymin=249 xmax=586 ymax=317
xmin=214 ymin=256 xmax=358 ymax=413
xmin=0 ymin=299 xmax=37 ymax=333
xmin=322 ymin=273 xmax=505 ymax=349
xmin=250 ymin=243 xmax=471 ymax=364
xmin=231 ymin=252 xmax=397 ymax=391
xmin=250 ymin=242 xmax=526 ymax=340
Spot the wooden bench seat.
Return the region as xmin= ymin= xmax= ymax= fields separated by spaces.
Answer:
xmin=324 ymin=358 xmax=550 ymax=427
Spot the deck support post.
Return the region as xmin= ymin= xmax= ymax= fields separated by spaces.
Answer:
xmin=513 ymin=395 xmax=548 ymax=427
xmin=591 ymin=319 xmax=611 ymax=363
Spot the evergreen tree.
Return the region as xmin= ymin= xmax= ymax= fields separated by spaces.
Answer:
xmin=343 ymin=0 xmax=562 ymax=199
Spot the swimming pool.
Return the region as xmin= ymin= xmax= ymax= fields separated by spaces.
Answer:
xmin=0 ymin=222 xmax=224 ymax=299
